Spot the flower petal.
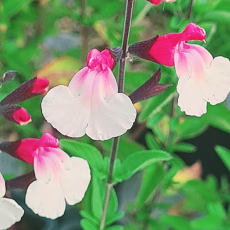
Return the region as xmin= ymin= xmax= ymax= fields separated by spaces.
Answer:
xmin=200 ymin=56 xmax=230 ymax=105
xmin=0 ymin=198 xmax=24 ymax=229
xmin=42 ymin=85 xmax=90 ymax=137
xmin=62 ymin=157 xmax=91 ymax=205
xmin=26 ymin=180 xmax=65 ymax=219
xmin=177 ymin=77 xmax=207 ymax=117
xmin=0 ymin=173 xmax=5 ymax=198
xmin=87 ymin=93 xmax=136 ymax=140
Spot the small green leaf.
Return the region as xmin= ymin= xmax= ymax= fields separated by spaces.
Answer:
xmin=191 ymin=215 xmax=223 ymax=230
xmin=121 ymin=150 xmax=172 ymax=180
xmin=136 ymin=164 xmax=165 ymax=208
xmin=215 ymin=145 xmax=230 ymax=172
xmin=178 ymin=116 xmax=207 ymax=140
xmin=161 ymin=214 xmax=193 ymax=230
xmin=202 ymin=104 xmax=230 ymax=134
xmin=81 ymin=219 xmax=98 ymax=230
xmin=173 ymin=142 xmax=197 ymax=153
xmin=105 ymin=225 xmax=123 ymax=230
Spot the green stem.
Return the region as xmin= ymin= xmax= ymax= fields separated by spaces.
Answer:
xmin=99 ymin=0 xmax=135 ymax=229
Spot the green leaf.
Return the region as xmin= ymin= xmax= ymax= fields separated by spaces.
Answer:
xmin=173 ymin=142 xmax=197 ymax=153
xmin=202 ymin=103 xmax=230 ymax=134
xmin=105 ymin=225 xmax=123 ymax=230
xmin=191 ymin=215 xmax=223 ymax=230
xmin=136 ymin=164 xmax=165 ymax=208
xmin=161 ymin=214 xmax=193 ymax=230
xmin=203 ymin=11 xmax=230 ymax=24
xmin=121 ymin=150 xmax=172 ymax=180
xmin=180 ymin=180 xmax=220 ymax=213
xmin=60 ymin=140 xmax=104 ymax=175
xmin=178 ymin=116 xmax=207 ymax=140
xmin=215 ymin=145 xmax=230 ymax=172
xmin=81 ymin=219 xmax=98 ymax=230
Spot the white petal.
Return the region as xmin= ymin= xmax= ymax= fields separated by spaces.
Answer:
xmin=41 ymin=85 xmax=90 ymax=138
xmin=62 ymin=157 xmax=91 ymax=205
xmin=0 ymin=198 xmax=24 ymax=229
xmin=177 ymin=77 xmax=207 ymax=117
xmin=26 ymin=180 xmax=65 ymax=219
xmin=87 ymin=93 xmax=136 ymax=140
xmin=0 ymin=173 xmax=5 ymax=198
xmin=200 ymin=56 xmax=230 ymax=105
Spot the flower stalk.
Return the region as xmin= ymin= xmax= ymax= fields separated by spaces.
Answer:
xmin=99 ymin=0 xmax=135 ymax=229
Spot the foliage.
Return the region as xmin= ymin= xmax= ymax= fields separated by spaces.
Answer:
xmin=1 ymin=0 xmax=230 ymax=230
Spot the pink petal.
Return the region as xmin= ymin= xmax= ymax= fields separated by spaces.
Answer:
xmin=177 ymin=77 xmax=207 ymax=116
xmin=0 ymin=198 xmax=24 ymax=229
xmin=149 ymin=23 xmax=207 ymax=67
xmin=34 ymin=154 xmax=53 ymax=183
xmin=200 ymin=56 xmax=230 ymax=105
xmin=68 ymin=67 xmax=89 ymax=96
xmin=174 ymin=43 xmax=213 ymax=82
xmin=180 ymin=23 xmax=206 ymax=42
xmin=62 ymin=157 xmax=91 ymax=205
xmin=38 ymin=133 xmax=59 ymax=149
xmin=148 ymin=0 xmax=163 ymax=5
xmin=25 ymin=180 xmax=65 ymax=219
xmin=0 ymin=173 xmax=5 ymax=198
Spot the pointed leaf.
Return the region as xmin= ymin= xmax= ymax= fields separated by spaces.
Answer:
xmin=215 ymin=145 xmax=230 ymax=172
xmin=121 ymin=150 xmax=172 ymax=180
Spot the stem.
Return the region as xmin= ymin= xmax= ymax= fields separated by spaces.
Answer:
xmin=186 ymin=0 xmax=194 ymax=19
xmin=80 ymin=0 xmax=88 ymax=67
xmin=99 ymin=1 xmax=134 ymax=229
xmin=118 ymin=0 xmax=134 ymax=93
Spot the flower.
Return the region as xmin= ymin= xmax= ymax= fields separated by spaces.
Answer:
xmin=128 ymin=23 xmax=230 ymax=116
xmin=0 ymin=133 xmax=91 ymax=219
xmin=41 ymin=48 xmax=136 ymax=140
xmin=0 ymin=77 xmax=49 ymax=125
xmin=148 ymin=0 xmax=176 ymax=5
xmin=0 ymin=172 xmax=24 ymax=229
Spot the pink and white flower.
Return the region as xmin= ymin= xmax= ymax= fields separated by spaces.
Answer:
xmin=0 ymin=172 xmax=24 ymax=229
xmin=0 ymin=77 xmax=49 ymax=125
xmin=41 ymin=49 xmax=136 ymax=140
xmin=128 ymin=23 xmax=230 ymax=116
xmin=2 ymin=133 xmax=91 ymax=219
xmin=148 ymin=0 xmax=176 ymax=5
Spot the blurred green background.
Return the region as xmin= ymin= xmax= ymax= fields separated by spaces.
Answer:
xmin=1 ymin=0 xmax=230 ymax=229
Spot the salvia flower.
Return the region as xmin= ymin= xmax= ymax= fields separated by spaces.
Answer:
xmin=42 ymin=48 xmax=136 ymax=140
xmin=148 ymin=0 xmax=176 ymax=5
xmin=0 ymin=77 xmax=49 ymax=125
xmin=0 ymin=133 xmax=91 ymax=219
xmin=0 ymin=172 xmax=24 ymax=229
xmin=128 ymin=23 xmax=230 ymax=116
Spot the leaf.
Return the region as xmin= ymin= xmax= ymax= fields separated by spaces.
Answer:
xmin=105 ymin=226 xmax=123 ymax=230
xmin=203 ymin=11 xmax=230 ymax=24
xmin=173 ymin=142 xmax=197 ymax=153
xmin=81 ymin=219 xmax=98 ymax=230
xmin=178 ymin=116 xmax=207 ymax=140
xmin=36 ymin=56 xmax=81 ymax=87
xmin=136 ymin=164 xmax=165 ymax=208
xmin=191 ymin=215 xmax=223 ymax=230
xmin=121 ymin=150 xmax=172 ymax=180
xmin=60 ymin=140 xmax=104 ymax=175
xmin=202 ymin=103 xmax=230 ymax=134
xmin=215 ymin=145 xmax=230 ymax=172
xmin=161 ymin=214 xmax=193 ymax=230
